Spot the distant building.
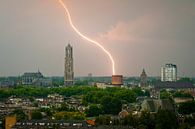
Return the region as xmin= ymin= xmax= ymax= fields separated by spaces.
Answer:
xmin=21 ymin=70 xmax=43 ymax=85
xmin=141 ymin=99 xmax=174 ymax=113
xmin=155 ymin=82 xmax=194 ymax=90
xmin=64 ymin=44 xmax=74 ymax=86
xmin=0 ymin=79 xmax=15 ymax=87
xmin=32 ymin=78 xmax=52 ymax=87
xmin=88 ymin=73 xmax=92 ymax=78
xmin=140 ymin=69 xmax=147 ymax=87
xmin=161 ymin=63 xmax=177 ymax=82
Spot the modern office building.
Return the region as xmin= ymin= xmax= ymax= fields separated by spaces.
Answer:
xmin=64 ymin=44 xmax=74 ymax=86
xmin=161 ymin=63 xmax=177 ymax=82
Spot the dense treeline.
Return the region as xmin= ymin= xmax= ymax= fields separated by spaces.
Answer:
xmin=0 ymin=86 xmax=148 ymax=100
xmin=0 ymin=86 xmax=98 ymax=99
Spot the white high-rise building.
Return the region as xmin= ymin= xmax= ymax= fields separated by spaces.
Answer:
xmin=161 ymin=64 xmax=177 ymax=82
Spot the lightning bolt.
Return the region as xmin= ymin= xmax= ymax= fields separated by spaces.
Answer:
xmin=58 ymin=0 xmax=116 ymax=75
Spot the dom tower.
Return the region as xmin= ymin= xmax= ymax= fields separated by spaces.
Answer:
xmin=64 ymin=44 xmax=74 ymax=86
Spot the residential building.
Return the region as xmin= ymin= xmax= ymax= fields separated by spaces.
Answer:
xmin=64 ymin=44 xmax=74 ymax=86
xmin=161 ymin=63 xmax=177 ymax=82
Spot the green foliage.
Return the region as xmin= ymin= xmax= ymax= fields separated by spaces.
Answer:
xmin=114 ymin=90 xmax=136 ymax=103
xmin=74 ymin=80 xmax=89 ymax=86
xmin=57 ymin=102 xmax=69 ymax=111
xmin=13 ymin=109 xmax=28 ymax=121
xmin=173 ymin=91 xmax=193 ymax=99
xmin=139 ymin=111 xmax=155 ymax=129
xmin=178 ymin=78 xmax=193 ymax=83
xmin=85 ymin=104 xmax=103 ymax=117
xmin=0 ymin=89 xmax=10 ymax=99
xmin=160 ymin=90 xmax=172 ymax=100
xmin=101 ymin=96 xmax=122 ymax=115
xmin=155 ymin=109 xmax=178 ymax=129
xmin=39 ymin=108 xmax=52 ymax=117
xmin=95 ymin=115 xmax=111 ymax=125
xmin=83 ymin=90 xmax=106 ymax=104
xmin=31 ymin=110 xmax=43 ymax=120
xmin=0 ymin=86 xmax=100 ymax=99
xmin=179 ymin=123 xmax=191 ymax=129
xmin=122 ymin=114 xmax=138 ymax=127
xmin=83 ymin=87 xmax=137 ymax=105
xmin=54 ymin=111 xmax=85 ymax=120
xmin=184 ymin=116 xmax=195 ymax=126
xmin=132 ymin=87 xmax=149 ymax=97
xmin=178 ymin=101 xmax=195 ymax=115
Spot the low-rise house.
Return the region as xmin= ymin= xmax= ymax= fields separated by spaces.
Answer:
xmin=11 ymin=120 xmax=88 ymax=129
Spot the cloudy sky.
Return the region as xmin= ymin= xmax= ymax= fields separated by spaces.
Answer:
xmin=0 ymin=0 xmax=194 ymax=77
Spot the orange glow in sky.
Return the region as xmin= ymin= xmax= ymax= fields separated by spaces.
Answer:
xmin=58 ymin=0 xmax=116 ymax=75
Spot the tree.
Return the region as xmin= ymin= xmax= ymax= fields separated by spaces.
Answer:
xmin=114 ymin=90 xmax=136 ymax=103
xmin=101 ymin=96 xmax=122 ymax=115
xmin=57 ymin=102 xmax=69 ymax=111
xmin=173 ymin=91 xmax=193 ymax=99
xmin=155 ymin=109 xmax=178 ymax=129
xmin=54 ymin=111 xmax=85 ymax=120
xmin=85 ymin=104 xmax=103 ymax=117
xmin=39 ymin=108 xmax=52 ymax=117
xmin=13 ymin=109 xmax=28 ymax=121
xmin=178 ymin=78 xmax=193 ymax=83
xmin=95 ymin=115 xmax=111 ymax=125
xmin=122 ymin=114 xmax=138 ymax=127
xmin=178 ymin=101 xmax=195 ymax=115
xmin=184 ymin=116 xmax=195 ymax=127
xmin=179 ymin=123 xmax=190 ymax=129
xmin=160 ymin=90 xmax=172 ymax=100
xmin=31 ymin=111 xmax=43 ymax=120
xmin=139 ymin=111 xmax=155 ymax=129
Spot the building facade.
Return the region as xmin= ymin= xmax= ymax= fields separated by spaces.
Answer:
xmin=21 ymin=71 xmax=52 ymax=86
xmin=161 ymin=64 xmax=177 ymax=82
xmin=21 ymin=71 xmax=43 ymax=85
xmin=140 ymin=69 xmax=147 ymax=87
xmin=64 ymin=44 xmax=74 ymax=86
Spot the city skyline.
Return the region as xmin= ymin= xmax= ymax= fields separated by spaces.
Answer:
xmin=0 ymin=0 xmax=194 ymax=77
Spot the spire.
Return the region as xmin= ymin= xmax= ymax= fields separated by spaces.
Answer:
xmin=141 ymin=68 xmax=146 ymax=75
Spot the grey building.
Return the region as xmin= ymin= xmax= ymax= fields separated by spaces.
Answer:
xmin=21 ymin=71 xmax=43 ymax=85
xmin=64 ymin=44 xmax=74 ymax=86
xmin=141 ymin=99 xmax=174 ymax=113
